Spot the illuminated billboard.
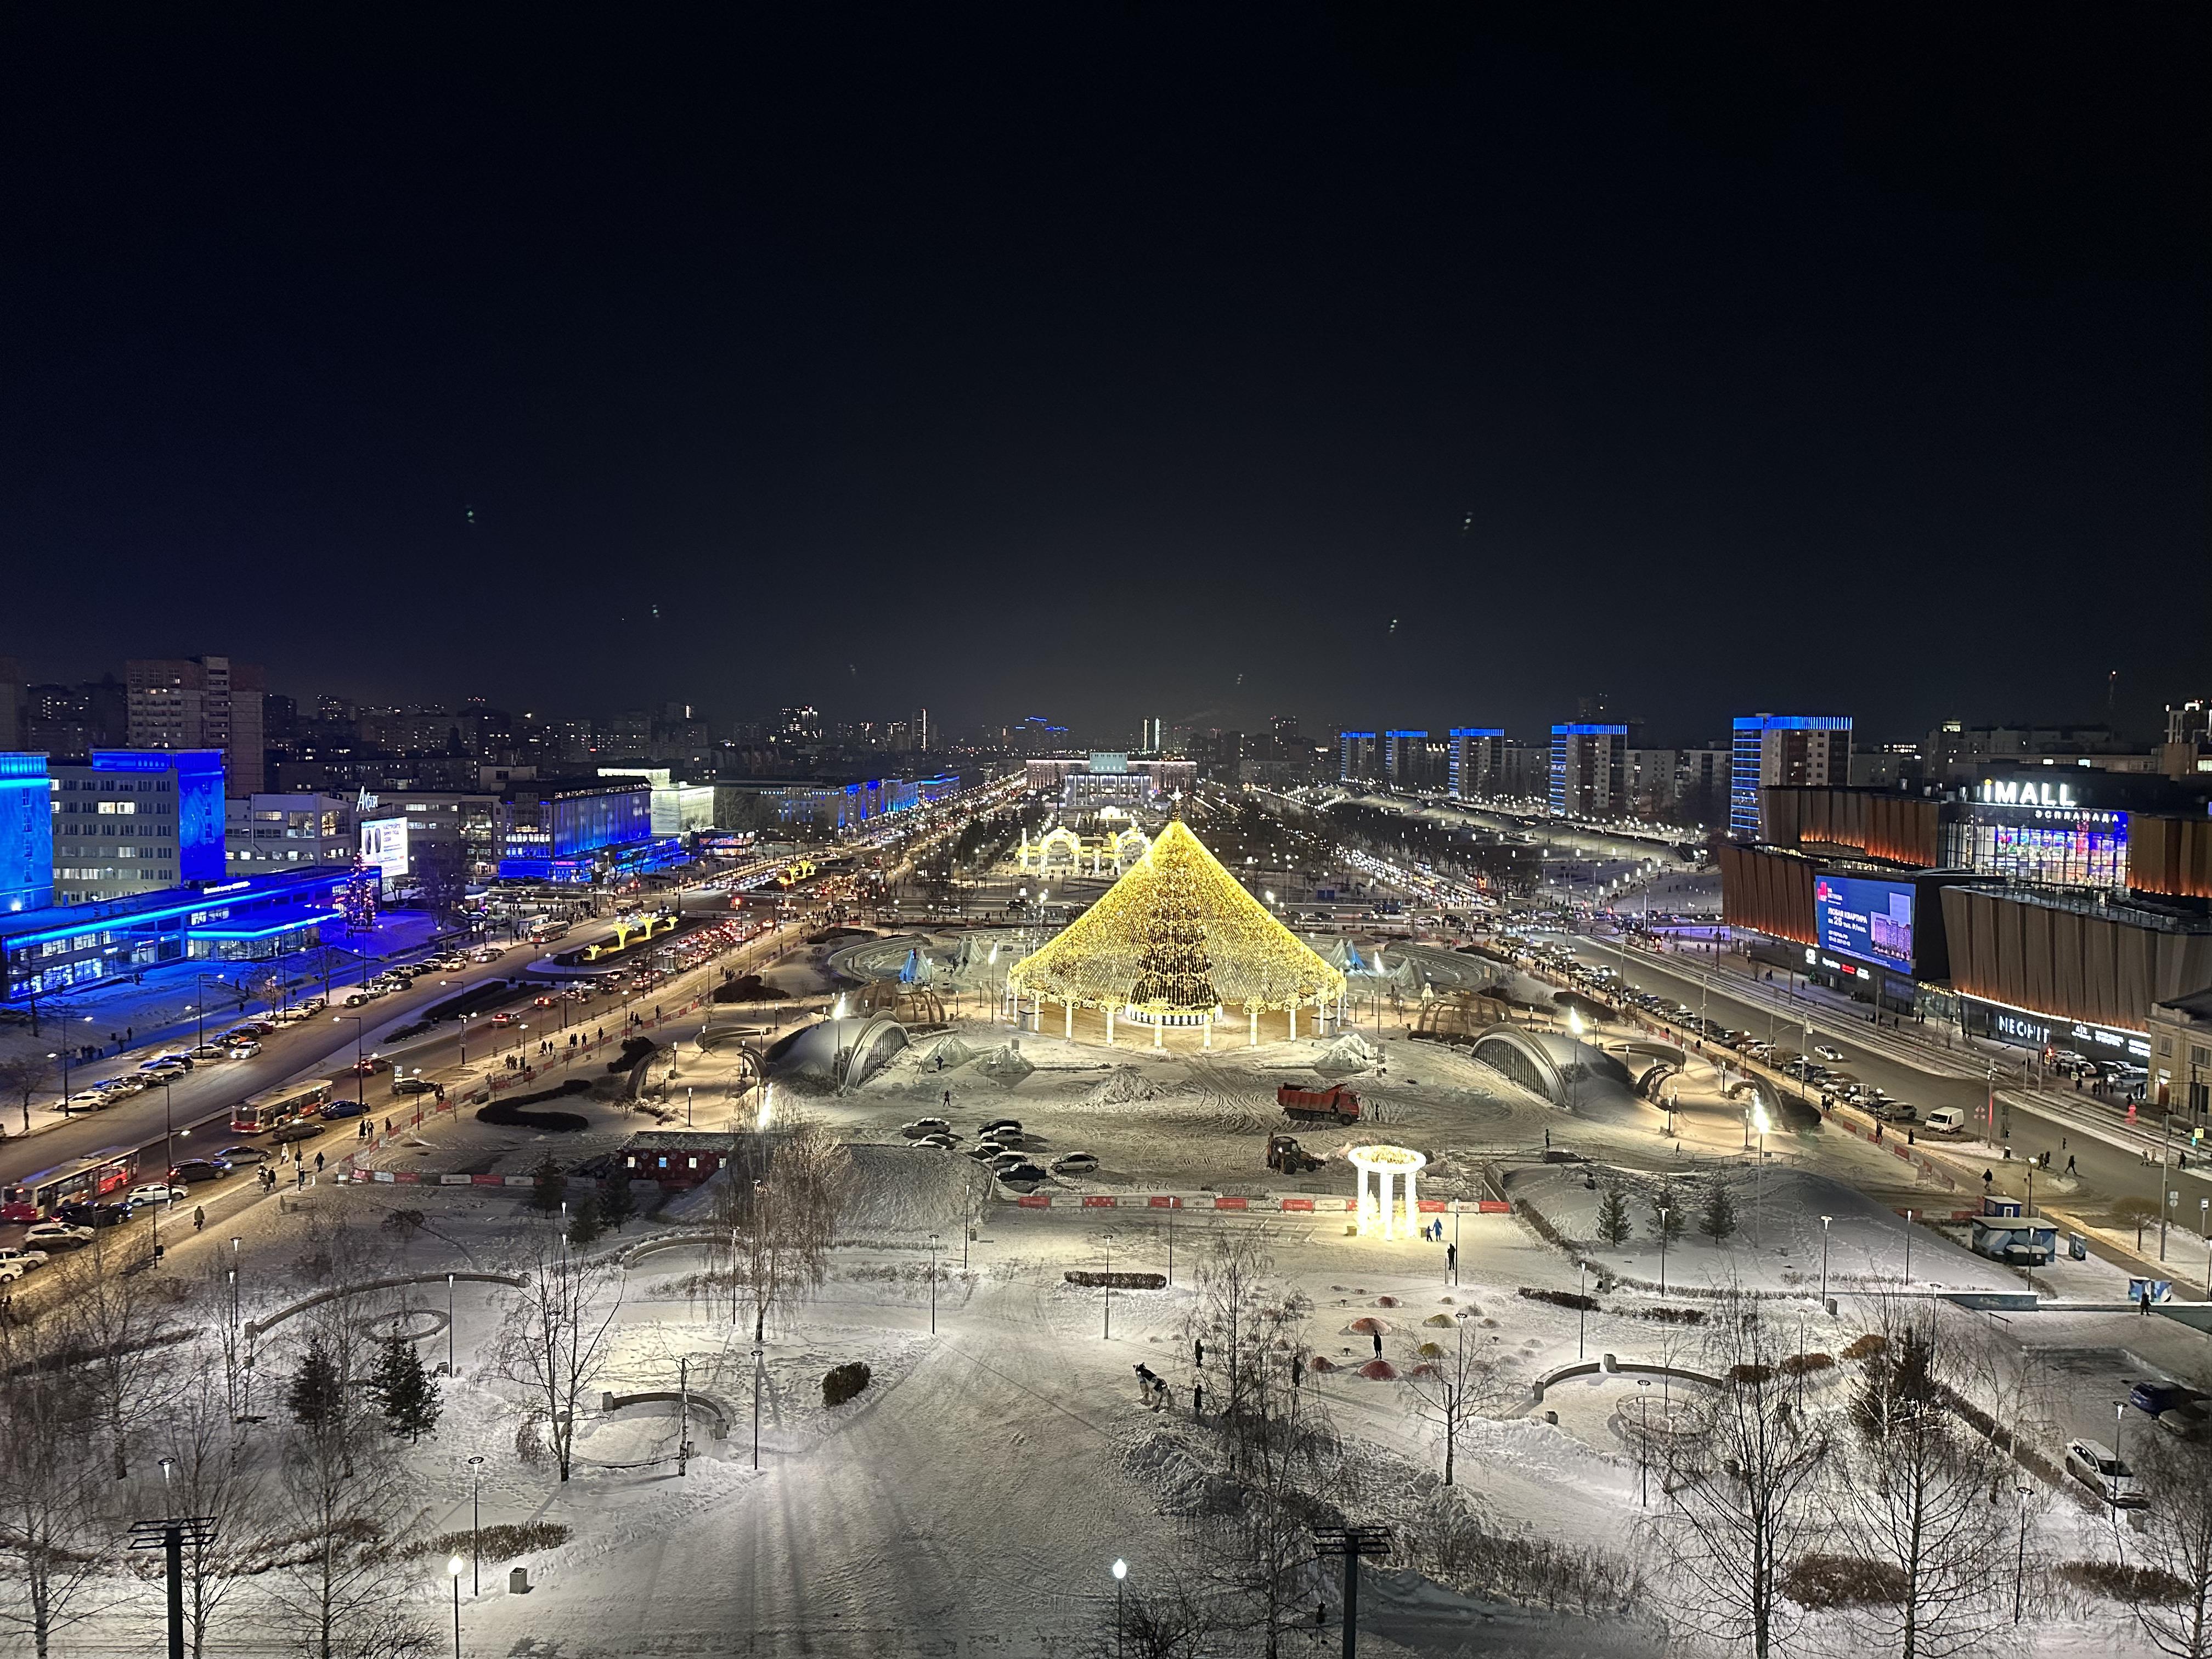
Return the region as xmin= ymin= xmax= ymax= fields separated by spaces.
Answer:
xmin=1812 ymin=874 xmax=1915 ymax=975
xmin=360 ymin=817 xmax=410 ymax=883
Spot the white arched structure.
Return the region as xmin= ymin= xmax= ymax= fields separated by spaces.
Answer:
xmin=1346 ymin=1144 xmax=1428 ymax=1240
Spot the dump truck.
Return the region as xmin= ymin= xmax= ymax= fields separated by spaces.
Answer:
xmin=1277 ymin=1082 xmax=1361 ymax=1125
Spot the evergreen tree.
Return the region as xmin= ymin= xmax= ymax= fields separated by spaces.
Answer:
xmin=1595 ymin=1185 xmax=1633 ymax=1246
xmin=287 ymin=1338 xmax=346 ymax=1430
xmin=1649 ymin=1180 xmax=1687 ymax=1245
xmin=1697 ymin=1179 xmax=1739 ymax=1243
xmin=597 ymin=1168 xmax=636 ymax=1233
xmin=529 ymin=1154 xmax=564 ymax=1214
xmin=567 ymin=1200 xmax=604 ymax=1248
xmin=368 ymin=1334 xmax=442 ymax=1442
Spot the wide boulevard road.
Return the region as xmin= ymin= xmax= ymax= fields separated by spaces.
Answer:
xmin=0 ymin=935 xmax=571 ymax=1192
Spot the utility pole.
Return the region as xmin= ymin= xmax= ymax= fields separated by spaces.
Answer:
xmin=1312 ymin=1525 xmax=1392 ymax=1659
xmin=129 ymin=1514 xmax=217 ymax=1659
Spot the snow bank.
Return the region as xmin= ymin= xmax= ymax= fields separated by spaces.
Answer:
xmin=1314 ymin=1031 xmax=1381 ymax=1077
xmin=1082 ymin=1065 xmax=1183 ymax=1107
xmin=972 ymin=1041 xmax=1034 ymax=1087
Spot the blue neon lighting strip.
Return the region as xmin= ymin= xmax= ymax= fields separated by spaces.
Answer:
xmin=1551 ymin=724 xmax=1627 ymax=736
xmin=191 ymin=907 xmax=343 ymax=939
xmin=1730 ymin=715 xmax=1852 ymax=731
xmin=0 ymin=870 xmax=352 ymax=946
xmin=1447 ymin=728 xmax=1503 ymax=738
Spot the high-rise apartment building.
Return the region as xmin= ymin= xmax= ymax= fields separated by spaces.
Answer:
xmin=1730 ymin=714 xmax=1852 ymax=839
xmin=1447 ymin=728 xmax=1504 ymax=799
xmin=1549 ymin=724 xmax=1628 ymax=818
xmin=1382 ymin=730 xmax=1431 ymax=788
xmin=126 ymin=656 xmax=266 ymax=794
xmin=1338 ymin=730 xmax=1379 ymax=782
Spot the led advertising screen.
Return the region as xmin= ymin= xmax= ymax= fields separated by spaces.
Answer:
xmin=359 ymin=817 xmax=410 ymax=883
xmin=1813 ymin=874 xmax=1916 ymax=975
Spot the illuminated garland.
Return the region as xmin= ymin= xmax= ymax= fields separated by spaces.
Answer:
xmin=1008 ymin=820 xmax=1344 ymax=1014
xmin=338 ymin=856 xmax=379 ymax=933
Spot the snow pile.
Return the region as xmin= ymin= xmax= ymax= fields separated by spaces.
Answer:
xmin=1313 ymin=1031 xmax=1381 ymax=1077
xmin=1122 ymin=1428 xmax=1238 ymax=1517
xmin=972 ymin=1041 xmax=1034 ymax=1087
xmin=836 ymin=1145 xmax=990 ymax=1238
xmin=1082 ymin=1065 xmax=1182 ymax=1107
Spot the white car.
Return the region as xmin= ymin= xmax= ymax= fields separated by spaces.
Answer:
xmin=22 ymin=1222 xmax=94 ymax=1249
xmin=2066 ymin=1438 xmax=2146 ymax=1508
xmin=227 ymin=1041 xmax=262 ymax=1059
xmin=127 ymin=1183 xmax=188 ymax=1207
xmin=0 ymin=1246 xmax=50 ymax=1271
xmin=61 ymin=1089 xmax=112 ymax=1112
xmin=1813 ymin=1045 xmax=1846 ymax=1062
xmin=272 ymin=1006 xmax=312 ymax=1024
xmin=0 ymin=1260 xmax=27 ymax=1283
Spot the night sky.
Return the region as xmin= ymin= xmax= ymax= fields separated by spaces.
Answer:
xmin=3 ymin=7 xmax=2204 ymax=746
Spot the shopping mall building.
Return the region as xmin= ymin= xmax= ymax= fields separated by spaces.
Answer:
xmin=1720 ymin=766 xmax=2212 ymax=1116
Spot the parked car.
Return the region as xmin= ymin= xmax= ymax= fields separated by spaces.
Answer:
xmin=57 ymin=1200 xmax=132 ymax=1228
xmin=0 ymin=1260 xmax=27 ymax=1284
xmin=273 ymin=1006 xmax=312 ymax=1024
xmin=2065 ymin=1438 xmax=2145 ymax=1508
xmin=915 ymin=1133 xmax=957 ymax=1150
xmin=185 ymin=1045 xmax=232 ymax=1063
xmin=1049 ymin=1152 xmax=1099 ymax=1175
xmin=96 ymin=1075 xmax=147 ymax=1097
xmin=995 ymin=1161 xmax=1048 ymax=1186
xmin=391 ymin=1078 xmax=433 ymax=1096
xmin=989 ymin=1152 xmax=1031 ymax=1173
xmin=2129 ymin=1379 xmax=2211 ymax=1436
xmin=901 ymin=1118 xmax=950 ymax=1138
xmin=1922 ymin=1107 xmax=1969 ymax=1133
xmin=0 ymin=1245 xmax=51 ymax=1271
xmin=61 ymin=1088 xmax=112 ymax=1112
xmin=127 ymin=1183 xmax=189 ymax=1207
xmin=170 ymin=1159 xmax=234 ymax=1184
xmin=216 ymin=1144 xmax=270 ymax=1164
xmin=1869 ymin=1101 xmax=1917 ymax=1122
xmin=139 ymin=1057 xmax=190 ymax=1076
xmin=22 ymin=1222 xmax=94 ymax=1249
xmin=966 ymin=1141 xmax=1007 ymax=1163
xmin=980 ymin=1119 xmax=1022 ymax=1137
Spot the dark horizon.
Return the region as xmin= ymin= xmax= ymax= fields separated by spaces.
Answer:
xmin=4 ymin=8 xmax=2204 ymax=748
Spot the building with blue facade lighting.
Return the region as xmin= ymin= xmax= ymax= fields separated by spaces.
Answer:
xmin=1550 ymin=724 xmax=1629 ymax=817
xmin=494 ymin=778 xmax=675 ymax=882
xmin=48 ymin=749 xmax=227 ymax=904
xmin=1730 ymin=714 xmax=1852 ymax=841
xmin=0 ymin=864 xmax=352 ymax=1003
xmin=1446 ymin=729 xmax=1504 ymax=800
xmin=713 ymin=775 xmax=963 ymax=833
xmin=1 ymin=753 xmax=56 ymax=914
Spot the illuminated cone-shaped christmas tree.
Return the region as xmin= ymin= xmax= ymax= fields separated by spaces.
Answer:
xmin=1125 ymin=829 xmax=1220 ymax=1017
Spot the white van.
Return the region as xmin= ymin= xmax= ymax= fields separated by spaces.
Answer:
xmin=1923 ymin=1107 xmax=1968 ymax=1134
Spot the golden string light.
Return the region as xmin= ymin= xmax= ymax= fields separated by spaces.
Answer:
xmin=1007 ymin=819 xmax=1344 ymax=1017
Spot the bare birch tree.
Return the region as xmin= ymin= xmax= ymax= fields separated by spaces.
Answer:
xmin=1400 ymin=1324 xmax=1498 ymax=1486
xmin=64 ymin=1225 xmax=187 ymax=1479
xmin=154 ymin=1339 xmax=276 ymax=1659
xmin=2130 ymin=1432 xmax=2212 ymax=1659
xmin=0 ymin=1316 xmax=123 ymax=1658
xmin=491 ymin=1243 xmax=624 ymax=1482
xmin=1649 ymin=1285 xmax=1831 ymax=1659
xmin=262 ymin=1400 xmax=432 ymax=1659
xmin=714 ymin=1116 xmax=847 ymax=1344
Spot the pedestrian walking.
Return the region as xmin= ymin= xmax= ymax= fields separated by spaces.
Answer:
xmin=1372 ymin=1329 xmax=1383 ymax=1359
xmin=295 ymin=1166 xmax=307 ymax=1190
xmin=314 ymin=1151 xmax=324 ymax=1173
xmin=193 ymin=1205 xmax=205 ymax=1232
xmin=1447 ymin=1242 xmax=1458 ymax=1281
xmin=1194 ymin=1337 xmax=1204 ymax=1369
xmin=2066 ymin=1154 xmax=2077 ymax=1177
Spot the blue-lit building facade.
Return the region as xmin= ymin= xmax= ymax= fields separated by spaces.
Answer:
xmin=0 ymin=865 xmax=352 ymax=1002
xmin=716 ymin=774 xmax=962 ymax=833
xmin=1447 ymin=728 xmax=1504 ymax=800
xmin=1 ymin=753 xmax=55 ymax=913
xmin=495 ymin=779 xmax=681 ymax=883
xmin=1730 ymin=714 xmax=1852 ymax=841
xmin=1550 ymin=724 xmax=1629 ymax=817
xmin=48 ymin=748 xmax=227 ymax=904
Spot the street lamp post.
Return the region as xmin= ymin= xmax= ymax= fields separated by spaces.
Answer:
xmin=1578 ymin=1262 xmax=1588 ymax=1359
xmin=1819 ymin=1215 xmax=1833 ymax=1305
xmin=447 ymin=1273 xmax=457 ymax=1379
xmin=1111 ymin=1559 xmax=1127 ymax=1659
xmin=447 ymin=1555 xmax=463 ymax=1658
xmin=1657 ymin=1208 xmax=1670 ymax=1295
xmin=2013 ymin=1483 xmax=2031 ymax=1623
xmin=465 ymin=1457 xmax=485 ymax=1594
xmin=928 ymin=1232 xmax=939 ymax=1334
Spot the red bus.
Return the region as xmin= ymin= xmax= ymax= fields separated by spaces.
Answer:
xmin=232 ymin=1079 xmax=333 ymax=1136
xmin=1 ymin=1145 xmax=140 ymax=1222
